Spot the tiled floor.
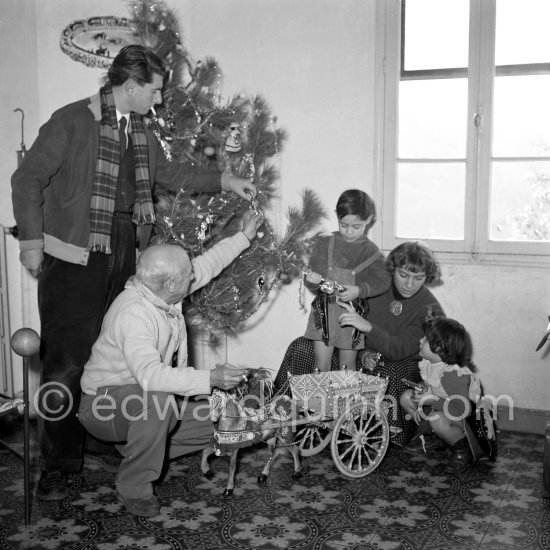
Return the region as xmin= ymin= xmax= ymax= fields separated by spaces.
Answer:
xmin=0 ymin=414 xmax=549 ymax=550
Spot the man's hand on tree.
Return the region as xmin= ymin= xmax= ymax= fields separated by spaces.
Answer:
xmin=221 ymin=173 xmax=258 ymax=200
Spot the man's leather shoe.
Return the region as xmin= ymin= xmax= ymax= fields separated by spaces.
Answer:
xmin=36 ymin=471 xmax=69 ymax=501
xmin=117 ymin=493 xmax=160 ymax=517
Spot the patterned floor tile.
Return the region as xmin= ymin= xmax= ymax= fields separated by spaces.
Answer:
xmin=1 ymin=415 xmax=550 ymax=550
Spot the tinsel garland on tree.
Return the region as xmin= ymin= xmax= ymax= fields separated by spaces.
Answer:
xmin=127 ymin=0 xmax=327 ymax=331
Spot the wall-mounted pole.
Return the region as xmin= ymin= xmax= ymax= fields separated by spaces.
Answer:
xmin=14 ymin=108 xmax=26 ymax=167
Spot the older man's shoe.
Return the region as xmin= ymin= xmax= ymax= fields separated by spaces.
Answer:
xmin=85 ymin=451 xmax=122 ymax=473
xmin=117 ymin=492 xmax=160 ymax=517
xmin=36 ymin=471 xmax=69 ymax=501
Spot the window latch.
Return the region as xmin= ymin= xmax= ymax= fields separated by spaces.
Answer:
xmin=473 ymin=112 xmax=482 ymax=128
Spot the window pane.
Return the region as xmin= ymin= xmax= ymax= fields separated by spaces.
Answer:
xmin=490 ymin=161 xmax=550 ymax=242
xmin=396 ymin=163 xmax=465 ymax=239
xmin=404 ymin=0 xmax=469 ymax=71
xmin=399 ymin=79 xmax=467 ymax=158
xmin=495 ymin=0 xmax=550 ymax=65
xmin=493 ymin=75 xmax=550 ymax=157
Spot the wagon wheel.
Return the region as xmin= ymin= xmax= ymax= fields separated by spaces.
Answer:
xmin=331 ymin=401 xmax=390 ymax=478
xmin=294 ymin=412 xmax=332 ymax=457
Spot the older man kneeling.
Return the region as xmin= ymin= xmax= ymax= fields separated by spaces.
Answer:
xmin=79 ymin=209 xmax=262 ymax=517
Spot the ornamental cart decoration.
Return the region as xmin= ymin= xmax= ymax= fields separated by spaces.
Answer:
xmin=288 ymin=369 xmax=390 ymax=478
xmin=201 ymin=367 xmax=391 ymax=495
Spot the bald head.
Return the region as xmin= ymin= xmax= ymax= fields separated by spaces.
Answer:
xmin=136 ymin=244 xmax=193 ymax=301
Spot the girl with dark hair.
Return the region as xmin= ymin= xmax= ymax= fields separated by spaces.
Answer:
xmin=302 ymin=189 xmax=391 ymax=371
xmin=399 ymin=317 xmax=490 ymax=471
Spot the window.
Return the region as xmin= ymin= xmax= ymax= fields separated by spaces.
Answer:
xmin=377 ymin=0 xmax=550 ymax=261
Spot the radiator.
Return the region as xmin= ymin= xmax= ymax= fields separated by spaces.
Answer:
xmin=0 ymin=225 xmax=15 ymax=396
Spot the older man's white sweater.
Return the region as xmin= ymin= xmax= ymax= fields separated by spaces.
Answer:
xmin=80 ymin=232 xmax=249 ymax=396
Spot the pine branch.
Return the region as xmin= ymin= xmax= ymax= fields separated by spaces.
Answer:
xmin=131 ymin=0 xmax=327 ymax=331
xmin=127 ymin=0 xmax=188 ymax=85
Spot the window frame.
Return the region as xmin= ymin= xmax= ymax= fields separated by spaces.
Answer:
xmin=375 ymin=0 xmax=550 ymax=265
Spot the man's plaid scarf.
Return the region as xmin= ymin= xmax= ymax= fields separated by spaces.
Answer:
xmin=89 ymin=84 xmax=156 ymax=254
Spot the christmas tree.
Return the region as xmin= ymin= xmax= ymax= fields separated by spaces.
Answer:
xmin=128 ymin=0 xmax=327 ymax=331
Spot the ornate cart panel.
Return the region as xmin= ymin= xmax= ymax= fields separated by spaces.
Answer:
xmin=288 ymin=370 xmax=388 ymax=418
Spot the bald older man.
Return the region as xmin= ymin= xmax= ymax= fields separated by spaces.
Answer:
xmin=79 ymin=209 xmax=262 ymax=517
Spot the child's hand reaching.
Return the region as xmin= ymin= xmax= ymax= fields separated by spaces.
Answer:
xmin=305 ymin=270 xmax=323 ymax=285
xmin=338 ymin=285 xmax=359 ymax=302
xmin=241 ymin=209 xmax=264 ymax=241
xmin=410 ymin=384 xmax=428 ymax=404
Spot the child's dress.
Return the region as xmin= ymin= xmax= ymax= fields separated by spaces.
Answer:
xmin=419 ymin=360 xmax=481 ymax=408
xmin=418 ymin=359 xmax=495 ymax=460
xmin=304 ymin=232 xmax=390 ymax=350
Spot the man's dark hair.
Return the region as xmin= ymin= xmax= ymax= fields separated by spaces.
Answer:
xmin=107 ymin=45 xmax=165 ymax=86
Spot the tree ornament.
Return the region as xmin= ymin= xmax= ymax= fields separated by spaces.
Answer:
xmin=248 ymin=197 xmax=262 ymax=215
xmin=204 ymin=146 xmax=216 ymax=156
xmin=239 ymin=153 xmax=255 ymax=178
xmin=196 ymin=213 xmax=214 ymax=242
xmin=225 ymin=123 xmax=242 ymax=153
xmin=144 ymin=108 xmax=172 ymax=161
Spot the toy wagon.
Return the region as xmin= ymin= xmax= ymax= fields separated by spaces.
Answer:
xmin=202 ymin=368 xmax=391 ymax=494
xmin=287 ymin=369 xmax=390 ymax=478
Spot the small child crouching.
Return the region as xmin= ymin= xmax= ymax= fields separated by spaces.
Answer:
xmin=400 ymin=317 xmax=493 ymax=471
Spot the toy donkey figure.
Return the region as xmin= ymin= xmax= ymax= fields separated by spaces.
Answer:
xmin=201 ymin=367 xmax=302 ymax=496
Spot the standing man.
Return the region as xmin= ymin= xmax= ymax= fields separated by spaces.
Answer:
xmin=11 ymin=44 xmax=256 ymax=501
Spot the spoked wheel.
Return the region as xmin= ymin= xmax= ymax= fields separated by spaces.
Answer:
xmin=331 ymin=401 xmax=390 ymax=478
xmin=294 ymin=413 xmax=332 ymax=457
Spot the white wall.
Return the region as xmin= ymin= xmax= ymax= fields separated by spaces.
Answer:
xmin=0 ymin=0 xmax=40 ymax=396
xmin=1 ymin=0 xmax=548 ymax=418
xmin=177 ymin=0 xmax=377 ymax=378
xmin=431 ymin=262 xmax=550 ymax=412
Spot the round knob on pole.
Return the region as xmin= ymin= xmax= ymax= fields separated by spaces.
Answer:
xmin=10 ymin=328 xmax=40 ymax=357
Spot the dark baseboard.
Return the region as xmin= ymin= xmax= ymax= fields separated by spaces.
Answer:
xmin=496 ymin=405 xmax=550 ymax=435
